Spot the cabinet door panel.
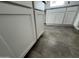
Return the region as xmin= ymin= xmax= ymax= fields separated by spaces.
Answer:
xmin=0 ymin=9 xmax=36 ymax=58
xmin=55 ymin=13 xmax=64 ymax=24
xmin=46 ymin=12 xmax=64 ymax=24
xmin=0 ymin=15 xmax=36 ymax=57
xmin=66 ymin=6 xmax=78 ymax=12
xmin=46 ymin=13 xmax=56 ymax=24
xmin=63 ymin=12 xmax=76 ymax=24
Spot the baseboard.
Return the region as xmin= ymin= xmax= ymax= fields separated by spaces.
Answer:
xmin=45 ymin=23 xmax=73 ymax=27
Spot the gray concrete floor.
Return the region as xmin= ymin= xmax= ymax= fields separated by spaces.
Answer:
xmin=26 ymin=26 xmax=79 ymax=58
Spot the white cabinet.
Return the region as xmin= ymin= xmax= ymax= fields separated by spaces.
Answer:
xmin=46 ymin=6 xmax=78 ymax=25
xmin=0 ymin=1 xmax=45 ymax=57
xmin=0 ymin=2 xmax=36 ymax=58
xmin=35 ymin=10 xmax=44 ymax=39
xmin=63 ymin=12 xmax=76 ymax=24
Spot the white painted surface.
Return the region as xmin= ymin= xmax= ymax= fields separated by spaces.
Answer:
xmin=66 ymin=6 xmax=78 ymax=12
xmin=63 ymin=6 xmax=78 ymax=25
xmin=46 ymin=8 xmax=65 ymax=25
xmin=46 ymin=12 xmax=65 ymax=24
xmin=0 ymin=2 xmax=36 ymax=58
xmin=46 ymin=6 xmax=78 ymax=25
xmin=74 ymin=11 xmax=79 ymax=30
xmin=11 ymin=1 xmax=32 ymax=7
xmin=0 ymin=2 xmax=32 ymax=14
xmin=0 ymin=15 xmax=35 ymax=57
xmin=63 ymin=11 xmax=76 ymax=24
xmin=34 ymin=1 xmax=45 ymax=10
xmin=46 ymin=8 xmax=66 ymax=13
xmin=0 ymin=35 xmax=14 ymax=57
xmin=35 ymin=10 xmax=44 ymax=39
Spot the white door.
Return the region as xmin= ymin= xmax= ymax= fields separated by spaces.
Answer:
xmin=46 ymin=12 xmax=56 ymax=24
xmin=55 ymin=13 xmax=64 ymax=24
xmin=46 ymin=12 xmax=64 ymax=24
xmin=63 ymin=12 xmax=76 ymax=24
xmin=46 ymin=8 xmax=66 ymax=25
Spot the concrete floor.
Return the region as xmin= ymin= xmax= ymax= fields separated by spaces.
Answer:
xmin=25 ymin=26 xmax=79 ymax=58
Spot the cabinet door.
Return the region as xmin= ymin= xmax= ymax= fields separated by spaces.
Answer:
xmin=66 ymin=6 xmax=78 ymax=12
xmin=46 ymin=8 xmax=66 ymax=25
xmin=46 ymin=12 xmax=64 ymax=24
xmin=55 ymin=13 xmax=64 ymax=24
xmin=46 ymin=12 xmax=56 ymax=24
xmin=63 ymin=12 xmax=76 ymax=24
xmin=35 ymin=10 xmax=44 ymax=39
